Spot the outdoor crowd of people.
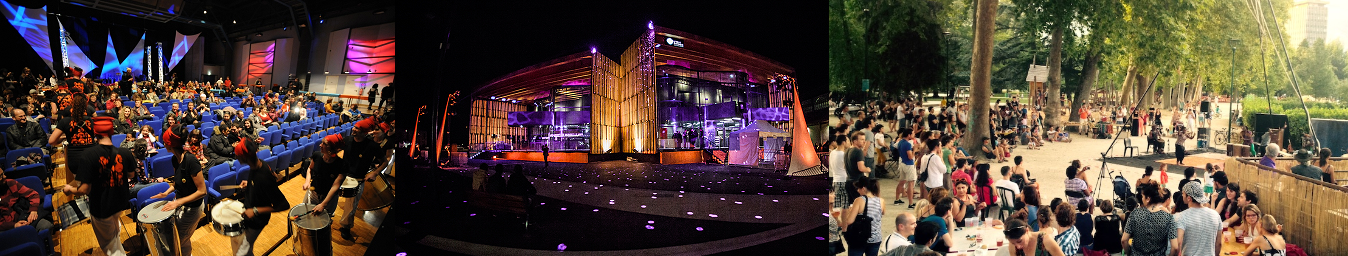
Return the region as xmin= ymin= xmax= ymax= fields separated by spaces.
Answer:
xmin=827 ymin=91 xmax=1303 ymax=256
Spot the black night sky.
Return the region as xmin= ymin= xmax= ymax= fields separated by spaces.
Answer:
xmin=396 ymin=0 xmax=825 ymax=145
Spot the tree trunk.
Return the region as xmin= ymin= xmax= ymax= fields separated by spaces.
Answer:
xmin=1136 ymin=73 xmax=1149 ymax=110
xmin=1122 ymin=65 xmax=1138 ymax=107
xmin=1045 ymin=28 xmax=1064 ymax=128
xmin=966 ymin=0 xmax=997 ymax=159
xmin=1192 ymin=75 xmax=1204 ymax=103
xmin=1068 ymin=53 xmax=1101 ymax=123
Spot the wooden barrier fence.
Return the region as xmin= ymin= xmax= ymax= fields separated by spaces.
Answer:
xmin=1225 ymin=157 xmax=1348 ymax=256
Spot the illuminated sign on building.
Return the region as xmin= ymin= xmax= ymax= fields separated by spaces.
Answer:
xmin=665 ymin=37 xmax=684 ymax=47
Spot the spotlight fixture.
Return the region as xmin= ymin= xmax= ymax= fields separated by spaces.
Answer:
xmin=283 ymin=27 xmax=288 ymax=31
xmin=256 ymin=33 xmax=263 ymax=37
xmin=319 ymin=20 xmax=324 ymax=24
xmin=590 ymin=47 xmax=596 ymax=54
xmin=647 ymin=21 xmax=653 ymax=30
xmin=203 ymin=10 xmax=207 ymax=14
xmin=232 ymin=20 xmax=237 ymax=24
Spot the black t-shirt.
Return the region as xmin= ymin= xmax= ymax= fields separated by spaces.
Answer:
xmin=344 ymin=137 xmax=377 ymax=177
xmin=241 ymin=164 xmax=289 ymax=229
xmin=370 ymin=140 xmax=394 ymax=170
xmin=57 ymin=117 xmax=99 ymax=148
xmin=308 ymin=151 xmax=346 ymax=198
xmin=170 ymin=152 xmax=204 ymax=206
xmin=845 ymin=147 xmax=863 ymax=181
xmin=75 ymin=145 xmax=132 ymax=218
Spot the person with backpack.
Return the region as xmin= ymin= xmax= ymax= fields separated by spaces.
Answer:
xmin=842 ymin=177 xmax=885 ymax=256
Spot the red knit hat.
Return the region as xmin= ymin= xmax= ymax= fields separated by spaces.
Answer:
xmin=355 ymin=117 xmax=377 ymax=131
xmin=234 ymin=139 xmax=259 ymax=160
xmin=378 ymin=122 xmax=392 ymax=133
xmin=91 ymin=116 xmax=116 ymax=136
xmin=162 ymin=125 xmax=185 ymax=149
xmin=322 ymin=134 xmax=343 ymax=156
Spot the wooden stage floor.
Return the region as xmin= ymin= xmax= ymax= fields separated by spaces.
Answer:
xmin=50 ymin=159 xmax=387 ymax=256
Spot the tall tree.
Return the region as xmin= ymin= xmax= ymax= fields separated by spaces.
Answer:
xmin=966 ymin=0 xmax=997 ymax=157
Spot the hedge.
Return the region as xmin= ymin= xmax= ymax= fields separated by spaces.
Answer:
xmin=1241 ymin=96 xmax=1348 ymax=150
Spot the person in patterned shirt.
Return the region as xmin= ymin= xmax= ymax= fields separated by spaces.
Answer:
xmin=59 ymin=116 xmax=131 ymax=256
xmin=50 ymin=92 xmax=99 ymax=181
xmin=1120 ymin=183 xmax=1177 ymax=256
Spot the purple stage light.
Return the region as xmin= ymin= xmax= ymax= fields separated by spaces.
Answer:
xmin=396 ymin=253 xmax=406 ymax=256
xmin=558 ymin=244 xmax=567 ymax=251
xmin=696 ymin=227 xmax=704 ymax=231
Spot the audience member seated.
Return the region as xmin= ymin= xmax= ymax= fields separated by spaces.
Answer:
xmin=206 ymin=123 xmax=239 ymax=167
xmin=880 ymin=220 xmax=940 ymax=256
xmin=1063 ymin=166 xmax=1093 ymax=209
xmin=126 ymin=139 xmax=163 ymax=197
xmin=486 ymin=164 xmax=507 ymax=193
xmin=1073 ymin=200 xmax=1094 ymax=252
xmin=1222 ymin=189 xmax=1259 ymax=228
xmin=0 ymin=171 xmax=51 ymax=232
xmin=504 ymin=165 xmax=536 ymax=196
xmin=1090 ymin=199 xmax=1123 ymax=254
xmin=6 ymin=109 xmax=46 ymax=150
xmin=1229 ymin=204 xmax=1263 ymax=241
xmin=1239 ymin=214 xmax=1287 ymax=256
xmin=187 ymin=129 xmax=209 ymax=165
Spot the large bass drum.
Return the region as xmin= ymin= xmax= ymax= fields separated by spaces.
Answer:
xmin=288 ymin=203 xmax=332 ymax=256
xmin=357 ymin=156 xmax=395 ymax=211
xmin=136 ymin=201 xmax=180 ymax=256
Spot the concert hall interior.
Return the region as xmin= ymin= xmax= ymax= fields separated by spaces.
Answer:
xmin=0 ymin=0 xmax=397 ymax=255
xmin=394 ymin=1 xmax=828 ymax=255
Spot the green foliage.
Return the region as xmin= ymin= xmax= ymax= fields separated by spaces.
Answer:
xmin=828 ymin=0 xmax=954 ymax=98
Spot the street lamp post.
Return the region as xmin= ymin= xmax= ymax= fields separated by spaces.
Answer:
xmin=944 ymin=31 xmax=953 ymax=103
xmin=863 ymin=8 xmax=869 ymax=100
xmin=1228 ymin=39 xmax=1239 ymax=147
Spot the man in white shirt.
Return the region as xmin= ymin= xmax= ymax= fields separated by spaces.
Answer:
xmin=921 ymin=140 xmax=947 ymax=190
xmin=829 ymin=138 xmax=849 ymax=209
xmin=1174 ymin=182 xmax=1222 ymax=256
xmin=881 ymin=212 xmax=917 ymax=253
xmin=994 ymin=165 xmax=1020 ymax=198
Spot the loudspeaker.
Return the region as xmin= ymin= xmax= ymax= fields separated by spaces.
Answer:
xmin=1253 ymin=113 xmax=1288 ymax=143
xmin=1200 ymin=101 xmax=1211 ymax=112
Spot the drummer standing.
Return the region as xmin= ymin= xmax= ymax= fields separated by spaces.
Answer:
xmin=149 ymin=125 xmax=208 ymax=256
xmin=306 ymin=134 xmax=347 ymax=254
xmin=60 ymin=116 xmax=131 ymax=256
xmin=232 ymin=138 xmax=290 ymax=256
xmin=338 ymin=118 xmax=380 ymax=238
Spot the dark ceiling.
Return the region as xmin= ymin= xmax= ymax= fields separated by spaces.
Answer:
xmin=58 ymin=0 xmax=392 ymax=39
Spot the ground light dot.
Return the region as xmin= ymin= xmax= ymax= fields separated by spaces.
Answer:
xmin=593 ymin=209 xmax=599 ymax=212
xmin=397 ymin=253 xmax=406 ymax=256
xmin=646 ymin=225 xmax=655 ymax=229
xmin=755 ymin=216 xmax=763 ymax=219
xmin=648 ymin=220 xmax=655 ymax=224
xmin=696 ymin=227 xmax=704 ymax=231
xmin=709 ymin=214 xmax=718 ymax=218
xmin=558 ymin=244 xmax=567 ymax=251
xmin=816 ymin=237 xmax=826 ymax=240
xmin=687 ymin=212 xmax=694 ymax=215
xmin=561 ymin=208 xmax=567 ymax=210
xmin=470 ymin=213 xmax=476 ymax=216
